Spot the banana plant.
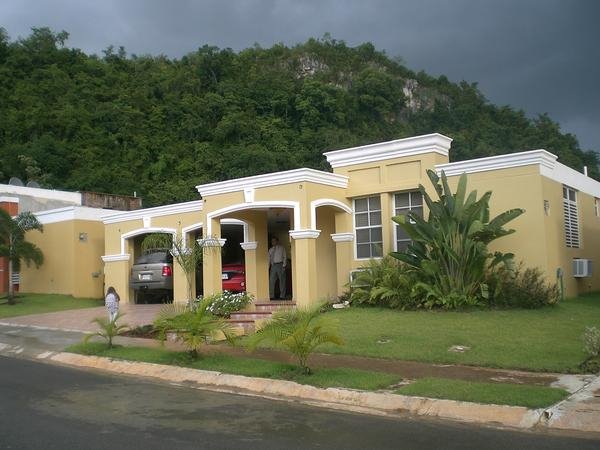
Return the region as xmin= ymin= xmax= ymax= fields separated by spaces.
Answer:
xmin=391 ymin=169 xmax=524 ymax=307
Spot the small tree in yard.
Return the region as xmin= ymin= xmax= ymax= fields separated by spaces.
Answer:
xmin=248 ymin=304 xmax=344 ymax=374
xmin=392 ymin=170 xmax=524 ymax=308
xmin=0 ymin=210 xmax=44 ymax=304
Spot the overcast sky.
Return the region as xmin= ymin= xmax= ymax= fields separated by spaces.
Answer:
xmin=2 ymin=0 xmax=599 ymax=152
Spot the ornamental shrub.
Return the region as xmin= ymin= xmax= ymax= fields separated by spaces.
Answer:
xmin=392 ymin=170 xmax=524 ymax=309
xmin=199 ymin=291 xmax=254 ymax=318
xmin=583 ymin=326 xmax=600 ymax=357
xmin=580 ymin=327 xmax=600 ymax=373
xmin=486 ymin=264 xmax=559 ymax=309
xmin=349 ymin=256 xmax=422 ymax=310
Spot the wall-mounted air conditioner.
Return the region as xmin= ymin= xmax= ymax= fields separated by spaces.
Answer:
xmin=573 ymin=259 xmax=593 ymax=278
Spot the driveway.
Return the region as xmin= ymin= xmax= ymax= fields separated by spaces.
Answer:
xmin=0 ymin=304 xmax=163 ymax=332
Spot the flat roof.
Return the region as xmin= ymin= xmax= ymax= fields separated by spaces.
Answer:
xmin=196 ymin=168 xmax=348 ymax=197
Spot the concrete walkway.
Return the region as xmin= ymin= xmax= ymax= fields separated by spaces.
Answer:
xmin=0 ymin=304 xmax=163 ymax=332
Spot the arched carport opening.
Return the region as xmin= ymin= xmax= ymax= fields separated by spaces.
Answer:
xmin=204 ymin=202 xmax=299 ymax=302
xmin=121 ymin=227 xmax=176 ymax=304
xmin=183 ymin=219 xmax=249 ymax=297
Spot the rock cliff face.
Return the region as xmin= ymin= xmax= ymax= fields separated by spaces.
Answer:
xmin=296 ymin=55 xmax=329 ymax=78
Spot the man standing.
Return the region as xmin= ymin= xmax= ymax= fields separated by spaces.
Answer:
xmin=268 ymin=237 xmax=286 ymax=300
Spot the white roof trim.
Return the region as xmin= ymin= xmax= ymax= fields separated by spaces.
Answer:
xmin=0 ymin=183 xmax=81 ymax=204
xmin=240 ymin=241 xmax=258 ymax=250
xmin=289 ymin=229 xmax=321 ymax=239
xmin=435 ymin=149 xmax=600 ymax=198
xmin=435 ymin=149 xmax=558 ymax=177
xmin=196 ymin=168 xmax=348 ymax=197
xmin=324 ymin=133 xmax=453 ymax=169
xmin=331 ymin=232 xmax=354 ymax=242
xmin=34 ymin=206 xmax=109 ymax=224
xmin=541 ymin=160 xmax=600 ymax=198
xmin=102 ymin=200 xmax=203 ymax=224
xmin=102 ymin=254 xmax=130 ymax=262
xmin=0 ymin=196 xmax=19 ymax=203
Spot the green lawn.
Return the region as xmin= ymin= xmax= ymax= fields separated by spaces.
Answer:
xmin=66 ymin=343 xmax=400 ymax=391
xmin=0 ymin=293 xmax=103 ymax=319
xmin=396 ymin=377 xmax=569 ymax=408
xmin=319 ymin=295 xmax=600 ymax=373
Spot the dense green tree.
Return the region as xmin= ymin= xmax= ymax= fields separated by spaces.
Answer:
xmin=0 ymin=210 xmax=44 ymax=304
xmin=0 ymin=29 xmax=597 ymax=205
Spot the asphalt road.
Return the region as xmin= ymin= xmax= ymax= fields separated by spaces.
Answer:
xmin=0 ymin=356 xmax=598 ymax=450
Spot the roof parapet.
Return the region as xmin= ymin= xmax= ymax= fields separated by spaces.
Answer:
xmin=324 ymin=133 xmax=453 ymax=169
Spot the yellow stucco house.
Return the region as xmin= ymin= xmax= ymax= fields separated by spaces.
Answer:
xmin=11 ymin=133 xmax=600 ymax=306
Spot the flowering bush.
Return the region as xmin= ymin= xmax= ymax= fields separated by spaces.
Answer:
xmin=583 ymin=326 xmax=600 ymax=357
xmin=195 ymin=291 xmax=254 ymax=318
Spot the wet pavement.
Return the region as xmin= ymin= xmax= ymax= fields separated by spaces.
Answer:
xmin=2 ymin=356 xmax=599 ymax=449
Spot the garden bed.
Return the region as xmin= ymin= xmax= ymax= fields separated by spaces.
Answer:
xmin=66 ymin=342 xmax=400 ymax=391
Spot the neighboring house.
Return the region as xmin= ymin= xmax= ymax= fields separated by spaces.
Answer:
xmin=99 ymin=133 xmax=600 ymax=307
xmin=0 ymin=184 xmax=141 ymax=298
xmin=4 ymin=133 xmax=599 ymax=304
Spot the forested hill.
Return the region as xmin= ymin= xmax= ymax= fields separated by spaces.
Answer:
xmin=1 ymin=28 xmax=598 ymax=206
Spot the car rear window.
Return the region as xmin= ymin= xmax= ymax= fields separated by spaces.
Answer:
xmin=135 ymin=251 xmax=172 ymax=264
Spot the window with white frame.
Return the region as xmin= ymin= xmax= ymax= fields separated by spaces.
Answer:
xmin=354 ymin=196 xmax=383 ymax=258
xmin=563 ymin=186 xmax=580 ymax=248
xmin=595 ymin=198 xmax=600 ymax=218
xmin=394 ymin=191 xmax=423 ymax=251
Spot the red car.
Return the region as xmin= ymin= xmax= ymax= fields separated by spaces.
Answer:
xmin=221 ymin=263 xmax=246 ymax=292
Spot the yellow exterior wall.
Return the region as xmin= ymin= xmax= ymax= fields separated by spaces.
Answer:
xmin=445 ymin=166 xmax=549 ymax=274
xmin=20 ymin=219 xmax=104 ymax=298
xmin=331 ymin=154 xmax=600 ymax=299
xmin=100 ymin=143 xmax=600 ymax=304
xmin=541 ymin=177 xmax=600 ymax=296
xmin=103 ymin=210 xmax=202 ymax=303
xmin=331 ymin=153 xmax=451 ymax=276
xmin=315 ymin=207 xmax=338 ymax=301
xmin=72 ymin=220 xmax=105 ymax=298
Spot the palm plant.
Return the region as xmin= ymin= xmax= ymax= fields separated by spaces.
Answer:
xmin=153 ymin=297 xmax=237 ymax=358
xmin=83 ymin=312 xmax=128 ymax=348
xmin=0 ymin=210 xmax=44 ymax=304
xmin=247 ymin=304 xmax=344 ymax=374
xmin=392 ymin=170 xmax=524 ymax=308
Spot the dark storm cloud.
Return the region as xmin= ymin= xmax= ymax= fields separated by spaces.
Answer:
xmin=1 ymin=0 xmax=599 ymax=150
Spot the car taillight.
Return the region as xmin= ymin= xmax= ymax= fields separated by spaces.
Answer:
xmin=162 ymin=266 xmax=172 ymax=277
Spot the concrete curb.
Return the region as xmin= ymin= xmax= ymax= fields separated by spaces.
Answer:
xmin=0 ymin=321 xmax=89 ymax=333
xmin=541 ymin=376 xmax=600 ymax=433
xmin=0 ymin=342 xmax=542 ymax=430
